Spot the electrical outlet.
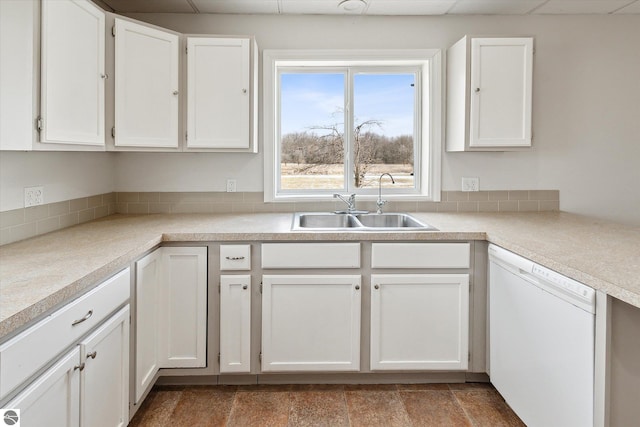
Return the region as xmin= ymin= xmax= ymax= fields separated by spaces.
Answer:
xmin=24 ymin=186 xmax=44 ymax=207
xmin=226 ymin=179 xmax=237 ymax=193
xmin=461 ymin=177 xmax=479 ymax=192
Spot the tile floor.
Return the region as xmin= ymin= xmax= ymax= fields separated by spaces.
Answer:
xmin=129 ymin=383 xmax=525 ymax=427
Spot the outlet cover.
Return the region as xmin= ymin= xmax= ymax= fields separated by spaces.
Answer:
xmin=461 ymin=177 xmax=479 ymax=192
xmin=24 ymin=186 xmax=44 ymax=207
xmin=226 ymin=179 xmax=237 ymax=193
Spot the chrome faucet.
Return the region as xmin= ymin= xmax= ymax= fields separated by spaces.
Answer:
xmin=333 ymin=193 xmax=357 ymax=213
xmin=376 ymin=173 xmax=395 ymax=214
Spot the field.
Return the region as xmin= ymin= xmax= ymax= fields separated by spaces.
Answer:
xmin=281 ymin=163 xmax=414 ymax=189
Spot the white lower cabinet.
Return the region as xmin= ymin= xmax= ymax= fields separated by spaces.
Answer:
xmin=7 ymin=348 xmax=80 ymax=427
xmin=134 ymin=246 xmax=207 ymax=403
xmin=7 ymin=306 xmax=130 ymax=427
xmin=220 ymin=275 xmax=252 ymax=373
xmin=261 ymin=275 xmax=361 ymax=372
xmin=80 ymin=306 xmax=129 ymax=427
xmin=370 ymin=274 xmax=470 ymax=371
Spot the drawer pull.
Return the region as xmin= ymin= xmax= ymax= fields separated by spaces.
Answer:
xmin=242 ymin=285 xmax=248 ymax=290
xmin=226 ymin=256 xmax=245 ymax=261
xmin=74 ymin=363 xmax=85 ymax=371
xmin=87 ymin=351 xmax=97 ymax=360
xmin=355 ymin=285 xmax=360 ymax=290
xmin=71 ymin=310 xmax=93 ymax=326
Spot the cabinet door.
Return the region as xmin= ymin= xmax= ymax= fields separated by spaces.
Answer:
xmin=80 ymin=306 xmax=129 ymax=427
xmin=159 ymin=247 xmax=207 ymax=368
xmin=186 ymin=37 xmax=250 ymax=150
xmin=134 ymin=249 xmax=161 ymax=403
xmin=114 ymin=19 xmax=179 ymax=148
xmin=261 ymin=275 xmax=361 ymax=372
xmin=40 ymin=0 xmax=105 ymax=146
xmin=220 ymin=275 xmax=251 ymax=373
xmin=469 ymin=38 xmax=533 ymax=148
xmin=0 ymin=0 xmax=36 ymax=151
xmin=7 ymin=347 xmax=80 ymax=427
xmin=370 ymin=274 xmax=469 ymax=370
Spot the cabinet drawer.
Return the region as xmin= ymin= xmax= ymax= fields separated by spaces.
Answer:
xmin=0 ymin=268 xmax=130 ymax=401
xmin=371 ymin=243 xmax=470 ymax=269
xmin=262 ymin=243 xmax=360 ymax=269
xmin=220 ymin=245 xmax=251 ymax=270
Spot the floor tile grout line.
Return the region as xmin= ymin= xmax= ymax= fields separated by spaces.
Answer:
xmin=396 ymin=387 xmax=417 ymax=427
xmin=450 ymin=388 xmax=477 ymax=427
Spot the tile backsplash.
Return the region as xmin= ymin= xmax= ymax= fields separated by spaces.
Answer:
xmin=114 ymin=190 xmax=559 ymax=215
xmin=0 ymin=193 xmax=116 ymax=246
xmin=0 ymin=190 xmax=559 ymax=246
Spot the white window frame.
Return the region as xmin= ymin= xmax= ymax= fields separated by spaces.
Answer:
xmin=263 ymin=49 xmax=442 ymax=202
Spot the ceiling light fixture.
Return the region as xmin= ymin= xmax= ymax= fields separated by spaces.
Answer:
xmin=338 ymin=0 xmax=367 ymax=12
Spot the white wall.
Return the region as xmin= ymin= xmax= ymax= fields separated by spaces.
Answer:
xmin=0 ymin=152 xmax=115 ymax=211
xmin=115 ymin=13 xmax=640 ymax=225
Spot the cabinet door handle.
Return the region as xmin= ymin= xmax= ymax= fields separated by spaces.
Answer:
xmin=225 ymin=256 xmax=245 ymax=260
xmin=242 ymin=89 xmax=247 ymax=94
xmin=87 ymin=351 xmax=97 ymax=360
xmin=475 ymin=87 xmax=480 ymax=93
xmin=71 ymin=310 xmax=93 ymax=326
xmin=374 ymin=284 xmax=379 ymax=290
xmin=173 ymin=90 xmax=179 ymax=95
xmin=242 ymin=285 xmax=248 ymax=290
xmin=74 ymin=363 xmax=85 ymax=371
xmin=355 ymin=285 xmax=360 ymax=290
xmin=100 ymin=73 xmax=108 ymax=79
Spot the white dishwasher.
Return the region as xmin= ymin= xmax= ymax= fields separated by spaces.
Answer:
xmin=488 ymin=244 xmax=596 ymax=427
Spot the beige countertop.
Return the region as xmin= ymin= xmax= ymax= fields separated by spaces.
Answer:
xmin=1 ymin=212 xmax=639 ymax=339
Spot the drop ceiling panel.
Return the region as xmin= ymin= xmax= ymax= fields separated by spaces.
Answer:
xmin=101 ymin=0 xmax=196 ymax=13
xmin=533 ymin=0 xmax=636 ymax=14
xmin=280 ymin=0 xmax=364 ymax=14
xmin=191 ymin=0 xmax=280 ymax=14
xmin=448 ymin=0 xmax=546 ymax=15
xmin=614 ymin=0 xmax=640 ymax=13
xmin=366 ymin=0 xmax=456 ymax=15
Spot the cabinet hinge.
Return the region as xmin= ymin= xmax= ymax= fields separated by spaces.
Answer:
xmin=218 ymin=284 xmax=221 ymax=294
xmin=185 ymin=132 xmax=188 ymax=141
xmin=218 ymin=353 xmax=221 ymax=363
xmin=112 ymin=25 xmax=116 ymax=37
xmin=259 ymin=352 xmax=262 ymax=362
xmin=468 ymin=352 xmax=471 ymax=362
xmin=111 ymin=127 xmax=115 ymax=138
xmin=36 ymin=116 xmax=43 ymax=132
xmin=259 ymin=283 xmax=263 ymax=294
xmin=185 ymin=46 xmax=188 ymax=54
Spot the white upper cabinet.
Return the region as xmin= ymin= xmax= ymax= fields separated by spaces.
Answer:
xmin=114 ymin=19 xmax=180 ymax=149
xmin=446 ymin=36 xmax=533 ymax=151
xmin=186 ymin=37 xmax=257 ymax=152
xmin=40 ymin=0 xmax=105 ymax=147
xmin=0 ymin=0 xmax=37 ymax=151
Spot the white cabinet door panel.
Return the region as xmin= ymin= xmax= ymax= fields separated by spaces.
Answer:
xmin=187 ymin=37 xmax=250 ymax=149
xmin=134 ymin=249 xmax=161 ymax=403
xmin=7 ymin=348 xmax=80 ymax=427
xmin=470 ymin=38 xmax=533 ymax=148
xmin=220 ymin=275 xmax=251 ymax=373
xmin=160 ymin=247 xmax=207 ymax=368
xmin=40 ymin=0 xmax=105 ymax=146
xmin=370 ymin=274 xmax=469 ymax=370
xmin=80 ymin=306 xmax=129 ymax=427
xmin=114 ymin=19 xmax=179 ymax=148
xmin=0 ymin=0 xmax=36 ymax=150
xmin=262 ymin=275 xmax=361 ymax=372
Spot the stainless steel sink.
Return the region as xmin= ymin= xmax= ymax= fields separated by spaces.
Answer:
xmin=291 ymin=212 xmax=438 ymax=231
xmin=355 ymin=213 xmax=436 ymax=229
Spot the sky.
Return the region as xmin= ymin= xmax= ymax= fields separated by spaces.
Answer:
xmin=280 ymin=72 xmax=416 ymax=138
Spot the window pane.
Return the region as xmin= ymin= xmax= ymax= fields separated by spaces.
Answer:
xmin=280 ymin=73 xmax=345 ymax=191
xmin=353 ymin=73 xmax=415 ymax=189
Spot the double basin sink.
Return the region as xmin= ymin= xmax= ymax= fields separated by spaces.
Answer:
xmin=291 ymin=212 xmax=438 ymax=231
